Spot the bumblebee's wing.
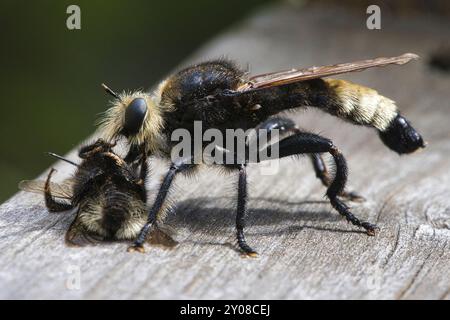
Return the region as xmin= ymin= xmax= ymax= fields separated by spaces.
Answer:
xmin=18 ymin=179 xmax=74 ymax=199
xmin=237 ymin=53 xmax=419 ymax=91
xmin=147 ymin=224 xmax=178 ymax=249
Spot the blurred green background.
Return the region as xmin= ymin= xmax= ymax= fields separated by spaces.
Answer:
xmin=0 ymin=0 xmax=271 ymax=202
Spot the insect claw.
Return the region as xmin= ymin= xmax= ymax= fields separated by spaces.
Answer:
xmin=127 ymin=244 xmax=146 ymax=253
xmin=240 ymin=250 xmax=259 ymax=258
xmin=242 ymin=252 xmax=259 ymax=258
xmin=362 ymin=222 xmax=379 ymax=236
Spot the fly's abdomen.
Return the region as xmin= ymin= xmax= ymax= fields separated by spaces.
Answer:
xmin=257 ymin=78 xmax=425 ymax=154
xmin=323 ymin=79 xmax=397 ymax=131
xmin=321 ymin=79 xmax=425 ymax=154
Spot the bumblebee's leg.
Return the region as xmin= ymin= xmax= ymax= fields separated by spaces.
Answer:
xmin=128 ymin=157 xmax=195 ymax=253
xmin=261 ymin=132 xmax=378 ymax=235
xmin=44 ymin=168 xmax=74 ymax=212
xmin=234 ymin=164 xmax=258 ymax=257
xmin=310 ymin=153 xmax=365 ymax=202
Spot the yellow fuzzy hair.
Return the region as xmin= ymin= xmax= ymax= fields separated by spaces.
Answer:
xmin=325 ymin=79 xmax=398 ymax=131
xmin=97 ymin=89 xmax=167 ymax=154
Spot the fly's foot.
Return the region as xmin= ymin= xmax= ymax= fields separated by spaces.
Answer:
xmin=241 ymin=250 xmax=259 ymax=258
xmin=238 ymin=243 xmax=259 ymax=258
xmin=127 ymin=244 xmax=145 ymax=253
xmin=362 ymin=222 xmax=379 ymax=236
xmin=237 ymin=230 xmax=258 ymax=258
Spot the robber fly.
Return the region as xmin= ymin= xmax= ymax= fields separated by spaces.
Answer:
xmin=98 ymin=53 xmax=425 ymax=256
xmin=19 ymin=139 xmax=176 ymax=247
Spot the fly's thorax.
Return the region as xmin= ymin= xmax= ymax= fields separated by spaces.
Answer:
xmin=158 ymin=60 xmax=245 ymax=106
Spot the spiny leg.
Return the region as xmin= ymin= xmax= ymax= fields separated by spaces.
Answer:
xmin=326 ymin=146 xmax=377 ymax=235
xmin=235 ymin=164 xmax=258 ymax=257
xmin=128 ymin=166 xmax=176 ymax=253
xmin=310 ymin=153 xmax=365 ymax=202
xmin=45 ymin=168 xmax=74 ymax=212
xmin=261 ymin=132 xmax=378 ymax=235
xmin=240 ymin=117 xmax=297 ymax=256
xmin=128 ymin=157 xmax=194 ymax=253
xmin=255 ymin=117 xmax=365 ymax=202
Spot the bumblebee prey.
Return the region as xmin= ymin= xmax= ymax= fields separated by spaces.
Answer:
xmin=19 ymin=139 xmax=176 ymax=247
xmin=18 ymin=139 xmax=150 ymax=244
xmin=99 ymin=53 xmax=425 ymax=256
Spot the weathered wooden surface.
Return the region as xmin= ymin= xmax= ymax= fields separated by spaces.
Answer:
xmin=1 ymin=3 xmax=449 ymax=299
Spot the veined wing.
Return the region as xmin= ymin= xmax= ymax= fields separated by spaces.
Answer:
xmin=18 ymin=178 xmax=74 ymax=199
xmin=237 ymin=53 xmax=419 ymax=91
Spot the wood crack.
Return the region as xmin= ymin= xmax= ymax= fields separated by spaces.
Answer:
xmin=396 ymin=249 xmax=434 ymax=299
xmin=382 ymin=224 xmax=401 ymax=267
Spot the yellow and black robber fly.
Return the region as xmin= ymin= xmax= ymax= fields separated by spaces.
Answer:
xmin=98 ymin=53 xmax=425 ymax=256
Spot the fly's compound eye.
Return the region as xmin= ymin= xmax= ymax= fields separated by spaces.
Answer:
xmin=122 ymin=98 xmax=148 ymax=137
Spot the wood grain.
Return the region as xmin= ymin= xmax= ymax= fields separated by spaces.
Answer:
xmin=1 ymin=3 xmax=449 ymax=299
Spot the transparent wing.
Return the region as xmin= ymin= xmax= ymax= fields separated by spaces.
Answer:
xmin=18 ymin=178 xmax=74 ymax=199
xmin=237 ymin=53 xmax=419 ymax=91
xmin=147 ymin=224 xmax=178 ymax=249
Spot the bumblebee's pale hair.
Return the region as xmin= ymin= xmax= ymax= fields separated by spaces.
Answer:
xmin=75 ymin=196 xmax=148 ymax=240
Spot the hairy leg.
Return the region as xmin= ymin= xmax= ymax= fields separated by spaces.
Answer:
xmin=260 ymin=132 xmax=377 ymax=235
xmin=128 ymin=157 xmax=195 ymax=253
xmin=235 ymin=164 xmax=258 ymax=257
xmin=254 ymin=117 xmax=365 ymax=201
xmin=310 ymin=153 xmax=365 ymax=202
